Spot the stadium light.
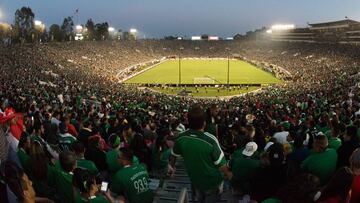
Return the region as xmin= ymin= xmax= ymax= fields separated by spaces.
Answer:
xmin=76 ymin=25 xmax=83 ymax=31
xmin=130 ymin=28 xmax=137 ymax=33
xmin=108 ymin=27 xmax=115 ymax=32
xmin=271 ymin=24 xmax=295 ymax=31
xmin=35 ymin=20 xmax=42 ymax=26
xmin=266 ymin=29 xmax=273 ymax=34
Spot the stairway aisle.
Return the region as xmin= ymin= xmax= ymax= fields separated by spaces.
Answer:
xmin=153 ymin=158 xmax=234 ymax=203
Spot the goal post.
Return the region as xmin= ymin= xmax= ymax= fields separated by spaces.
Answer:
xmin=193 ymin=77 xmax=215 ymax=84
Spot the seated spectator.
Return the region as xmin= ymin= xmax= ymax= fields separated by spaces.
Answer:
xmin=106 ymin=134 xmax=122 ymax=175
xmin=273 ymin=123 xmax=289 ymax=144
xmin=228 ymin=141 xmax=260 ymax=195
xmin=85 ymin=136 xmax=108 ymax=172
xmin=348 ymin=148 xmax=360 ymax=203
xmin=275 ymin=173 xmax=321 ymax=203
xmin=301 ymin=134 xmax=337 ymax=184
xmin=315 ymin=167 xmax=354 ymax=203
xmin=251 ymin=143 xmax=287 ymax=201
xmin=58 ymin=122 xmax=77 ymax=152
xmin=1 ymin=161 xmax=54 ymax=203
xmin=337 ymin=126 xmax=359 ymax=168
xmin=72 ymin=141 xmax=98 ymax=175
xmin=287 ymin=134 xmax=309 ymax=164
xmin=28 ymin=140 xmax=56 ymax=200
xmin=78 ymin=120 xmax=93 ymax=147
xmin=17 ymin=132 xmax=31 ymax=172
xmin=111 ymin=148 xmax=153 ymax=203
xmin=72 ymin=168 xmax=114 ymax=203
xmin=63 ymin=116 xmax=78 ymax=137
xmin=327 ymin=119 xmax=342 ymax=151
xmin=54 ymin=151 xmax=76 ymax=203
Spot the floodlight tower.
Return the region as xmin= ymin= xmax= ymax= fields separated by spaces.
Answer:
xmin=179 ymin=47 xmax=184 ymax=85
xmin=130 ymin=28 xmax=137 ymax=40
xmin=225 ymin=47 xmax=231 ymax=88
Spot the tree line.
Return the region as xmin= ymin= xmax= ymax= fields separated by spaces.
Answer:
xmin=0 ymin=6 xmax=134 ymax=44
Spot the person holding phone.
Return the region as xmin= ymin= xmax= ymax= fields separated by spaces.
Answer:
xmin=72 ymin=168 xmax=115 ymax=203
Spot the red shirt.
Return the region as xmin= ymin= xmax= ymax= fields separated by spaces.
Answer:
xmin=67 ymin=123 xmax=78 ymax=137
xmin=348 ymin=175 xmax=360 ymax=203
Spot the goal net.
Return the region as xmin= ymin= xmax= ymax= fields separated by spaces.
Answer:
xmin=193 ymin=77 xmax=215 ymax=84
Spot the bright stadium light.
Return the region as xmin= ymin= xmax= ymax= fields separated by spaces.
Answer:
xmin=266 ymin=29 xmax=273 ymax=34
xmin=76 ymin=25 xmax=83 ymax=31
xmin=271 ymin=24 xmax=295 ymax=31
xmin=35 ymin=20 xmax=42 ymax=26
xmin=130 ymin=28 xmax=137 ymax=33
xmin=108 ymin=27 xmax=115 ymax=32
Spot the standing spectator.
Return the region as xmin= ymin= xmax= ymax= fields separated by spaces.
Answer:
xmin=302 ymin=134 xmax=337 ymax=184
xmin=170 ymin=105 xmax=232 ymax=203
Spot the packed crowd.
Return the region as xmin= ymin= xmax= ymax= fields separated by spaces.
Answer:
xmin=0 ymin=40 xmax=359 ymax=203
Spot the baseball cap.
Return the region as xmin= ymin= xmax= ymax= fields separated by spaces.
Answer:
xmin=242 ymin=142 xmax=258 ymax=157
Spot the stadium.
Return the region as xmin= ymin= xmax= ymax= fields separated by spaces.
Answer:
xmin=0 ymin=2 xmax=360 ymax=203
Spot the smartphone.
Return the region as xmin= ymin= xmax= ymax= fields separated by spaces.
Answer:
xmin=100 ymin=182 xmax=108 ymax=192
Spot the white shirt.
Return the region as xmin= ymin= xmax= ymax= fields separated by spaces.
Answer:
xmin=273 ymin=131 xmax=289 ymax=144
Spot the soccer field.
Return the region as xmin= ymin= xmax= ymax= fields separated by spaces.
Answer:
xmin=124 ymin=59 xmax=281 ymax=85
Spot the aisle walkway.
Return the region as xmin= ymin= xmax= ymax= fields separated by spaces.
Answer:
xmin=153 ymin=158 xmax=234 ymax=203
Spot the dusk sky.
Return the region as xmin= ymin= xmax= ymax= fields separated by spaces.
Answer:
xmin=1 ymin=0 xmax=359 ymax=38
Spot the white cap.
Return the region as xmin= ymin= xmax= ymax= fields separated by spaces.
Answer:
xmin=242 ymin=142 xmax=258 ymax=157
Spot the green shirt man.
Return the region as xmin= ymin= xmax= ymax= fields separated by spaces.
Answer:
xmin=76 ymin=158 xmax=98 ymax=175
xmin=301 ymin=134 xmax=337 ymax=184
xmin=171 ymin=129 xmax=227 ymax=191
xmin=58 ymin=133 xmax=77 ymax=151
xmin=228 ymin=142 xmax=260 ymax=193
xmin=111 ymin=148 xmax=153 ymax=203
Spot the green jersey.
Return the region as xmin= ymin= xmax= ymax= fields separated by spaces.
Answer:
xmin=152 ymin=147 xmax=171 ymax=170
xmin=328 ymin=137 xmax=342 ymax=150
xmin=17 ymin=148 xmax=30 ymax=172
xmin=106 ymin=149 xmax=139 ymax=175
xmin=301 ymin=148 xmax=337 ymax=183
xmin=171 ymin=129 xmax=227 ymax=191
xmin=54 ymin=163 xmax=74 ymax=203
xmin=228 ymin=154 xmax=260 ymax=193
xmin=77 ymin=158 xmax=98 ymax=175
xmin=261 ymin=198 xmax=282 ymax=203
xmin=111 ymin=164 xmax=153 ymax=203
xmin=58 ymin=133 xmax=77 ymax=151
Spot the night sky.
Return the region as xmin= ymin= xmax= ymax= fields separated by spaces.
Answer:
xmin=1 ymin=0 xmax=359 ymax=38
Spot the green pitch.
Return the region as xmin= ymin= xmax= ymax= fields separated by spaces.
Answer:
xmin=125 ymin=59 xmax=281 ymax=85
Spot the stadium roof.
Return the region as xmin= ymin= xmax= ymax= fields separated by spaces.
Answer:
xmin=308 ymin=19 xmax=360 ymax=27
